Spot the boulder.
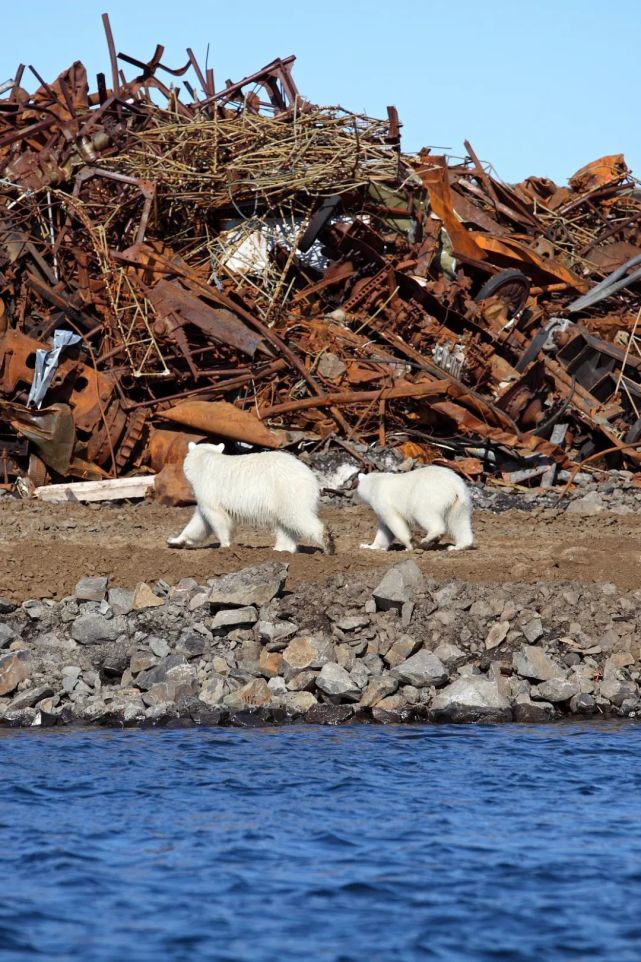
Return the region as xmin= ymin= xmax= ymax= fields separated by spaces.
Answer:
xmin=131 ymin=583 xmax=165 ymax=609
xmin=383 ymin=636 xmax=419 ymax=668
xmin=316 ymin=663 xmax=360 ymax=701
xmin=223 ymin=679 xmax=273 ymax=710
xmin=0 ymin=650 xmax=32 ymax=697
xmin=391 ymin=650 xmax=448 ymax=688
xmin=304 ymin=704 xmax=353 ymax=725
xmin=359 ymin=676 xmax=399 ymax=708
xmin=282 ymin=636 xmax=334 ymax=671
xmin=513 ymin=645 xmax=563 ymax=682
xmin=283 ymin=691 xmax=318 ymax=714
xmin=372 ymin=560 xmax=425 ymax=612
xmin=71 ymin=613 xmax=125 ymax=645
xmin=430 ymin=676 xmax=512 ymax=722
xmin=107 ymin=588 xmax=134 ymax=616
xmin=532 ymin=678 xmax=580 ymax=703
xmin=8 ymin=685 xmax=54 ymax=710
xmin=208 ymin=562 xmax=288 ymax=608
xmin=74 ymin=576 xmax=108 ymax=602
xmin=211 ymin=607 xmax=258 ymax=633
xmin=513 ymin=698 xmax=556 ymax=723
xmin=570 ymin=692 xmax=597 ymax=715
xmin=135 ymin=655 xmax=195 ymax=691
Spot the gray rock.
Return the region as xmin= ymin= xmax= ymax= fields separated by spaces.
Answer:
xmin=208 ymin=562 xmax=288 ymax=608
xmin=4 ymin=707 xmax=38 ymax=727
xmin=223 ymin=678 xmax=273 ymax=710
xmin=522 ymin=617 xmax=544 ymax=644
xmin=286 ymin=670 xmax=318 ymax=692
xmin=359 ymin=676 xmax=399 ymax=708
xmin=513 ymin=645 xmax=563 ymax=682
xmin=599 ymin=677 xmax=637 ymax=707
xmin=282 ymin=636 xmax=334 ymax=671
xmin=384 ymin=636 xmax=420 ymax=668
xmin=74 ymin=576 xmax=108 ymax=602
xmin=391 ymin=650 xmax=448 ymax=688
xmin=304 ymin=704 xmax=353 ymax=725
xmin=335 ymin=614 xmax=369 ymax=632
xmin=211 ymin=607 xmax=258 ymax=633
xmin=175 ymin=635 xmax=206 ymax=659
xmin=430 ymin=676 xmax=512 ymax=722
xmin=148 ymin=637 xmax=171 ymax=658
xmin=513 ymin=698 xmax=556 ymax=723
xmin=485 ymin=621 xmax=510 ymax=650
xmin=350 ymin=662 xmax=370 ymax=690
xmin=532 ymin=678 xmax=580 ymax=703
xmin=0 ymin=624 xmax=17 ymax=648
xmin=61 ymin=665 xmax=82 ymax=680
xmin=9 ymin=685 xmax=55 ymax=710
xmin=283 ymin=691 xmax=318 ymax=714
xmin=0 ymin=597 xmax=17 ymax=614
xmin=71 ymin=613 xmax=126 ymax=645
xmin=570 ymin=693 xmax=597 ymax=715
xmin=372 ymin=560 xmax=425 ymax=612
xmin=316 ymin=663 xmax=360 ymax=700
xmin=130 ymin=652 xmax=158 ymax=675
xmin=257 ymin=620 xmax=298 ymax=649
xmin=136 ymin=655 xmax=191 ymax=691
xmin=199 ymin=675 xmax=227 ymax=707
xmin=0 ymin=650 xmax=32 ymax=697
xmin=32 ymin=632 xmax=76 ymax=651
xmin=267 ymin=676 xmax=288 ymax=696
xmin=566 ymin=492 xmax=605 ymax=515
xmin=22 ymin=599 xmax=53 ymax=621
xmin=107 ymin=588 xmax=134 ymax=616
xmin=433 ymin=642 xmax=467 ymax=668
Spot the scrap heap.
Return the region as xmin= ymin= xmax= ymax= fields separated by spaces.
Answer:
xmin=2 ymin=15 xmax=641 ymax=498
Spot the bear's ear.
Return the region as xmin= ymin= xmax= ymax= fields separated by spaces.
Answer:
xmin=187 ymin=441 xmax=196 ymax=451
xmin=357 ymin=472 xmax=366 ymax=481
xmin=213 ymin=443 xmax=225 ymax=454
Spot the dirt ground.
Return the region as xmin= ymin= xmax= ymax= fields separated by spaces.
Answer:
xmin=0 ymin=497 xmax=639 ymax=603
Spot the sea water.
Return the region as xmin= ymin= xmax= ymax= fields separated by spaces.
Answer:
xmin=2 ymin=723 xmax=640 ymax=961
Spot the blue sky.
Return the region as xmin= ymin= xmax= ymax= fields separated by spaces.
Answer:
xmin=2 ymin=0 xmax=639 ymax=185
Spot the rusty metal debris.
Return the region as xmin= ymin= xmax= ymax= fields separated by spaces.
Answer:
xmin=3 ymin=17 xmax=641 ymax=497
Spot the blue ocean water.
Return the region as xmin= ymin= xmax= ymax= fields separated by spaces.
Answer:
xmin=1 ymin=723 xmax=641 ymax=962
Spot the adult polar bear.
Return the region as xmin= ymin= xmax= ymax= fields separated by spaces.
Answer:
xmin=167 ymin=442 xmax=333 ymax=554
xmin=357 ymin=465 xmax=473 ymax=552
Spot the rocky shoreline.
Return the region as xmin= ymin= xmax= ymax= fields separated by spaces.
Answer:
xmin=1 ymin=555 xmax=640 ymax=729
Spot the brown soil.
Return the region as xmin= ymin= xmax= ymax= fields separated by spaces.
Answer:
xmin=0 ymin=498 xmax=639 ymax=603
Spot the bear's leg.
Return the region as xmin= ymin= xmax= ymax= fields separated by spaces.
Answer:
xmin=299 ymin=516 xmax=333 ymax=555
xmin=360 ymin=519 xmax=395 ymax=551
xmin=273 ymin=526 xmax=298 ymax=553
xmin=417 ymin=512 xmax=446 ymax=548
xmin=383 ymin=512 xmax=413 ymax=551
xmin=446 ymin=500 xmax=474 ymax=551
xmin=167 ymin=507 xmax=211 ymax=547
xmin=199 ymin=505 xmax=233 ymax=548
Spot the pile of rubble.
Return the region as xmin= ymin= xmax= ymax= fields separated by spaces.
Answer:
xmin=1 ymin=559 xmax=639 ymax=727
xmin=3 ymin=15 xmax=641 ymax=498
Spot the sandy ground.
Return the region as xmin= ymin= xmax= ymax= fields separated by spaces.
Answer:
xmin=0 ymin=497 xmax=639 ymax=603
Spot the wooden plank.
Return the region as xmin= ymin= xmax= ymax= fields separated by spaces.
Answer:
xmin=35 ymin=476 xmax=155 ymax=503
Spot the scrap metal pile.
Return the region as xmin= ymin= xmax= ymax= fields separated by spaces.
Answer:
xmin=3 ymin=15 xmax=641 ymax=497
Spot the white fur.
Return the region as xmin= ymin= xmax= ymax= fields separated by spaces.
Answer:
xmin=167 ymin=442 xmax=330 ymax=553
xmin=357 ymin=465 xmax=474 ymax=552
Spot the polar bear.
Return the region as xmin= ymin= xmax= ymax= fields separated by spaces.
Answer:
xmin=167 ymin=442 xmax=333 ymax=554
xmin=357 ymin=465 xmax=473 ymax=552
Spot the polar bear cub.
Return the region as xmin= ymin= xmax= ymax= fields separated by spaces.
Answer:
xmin=167 ymin=442 xmax=332 ymax=554
xmin=357 ymin=464 xmax=473 ymax=552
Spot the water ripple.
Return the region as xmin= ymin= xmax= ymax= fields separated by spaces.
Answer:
xmin=0 ymin=723 xmax=640 ymax=961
